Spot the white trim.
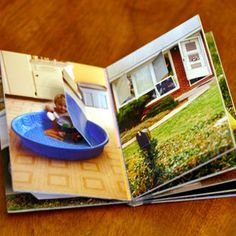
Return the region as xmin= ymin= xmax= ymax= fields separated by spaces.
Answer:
xmin=198 ymin=34 xmax=212 ymax=75
xmin=161 ymin=28 xmax=201 ymax=53
xmin=113 ymin=50 xmax=180 ymax=110
xmin=31 ymin=59 xmax=71 ymax=68
xmin=149 ymin=63 xmax=161 ymax=97
xmin=185 ymin=34 xmax=200 ymax=41
xmin=163 ymin=50 xmax=180 ymax=89
xmin=178 ymin=35 xmax=212 ymax=83
xmin=188 ymin=75 xmax=211 ymax=87
xmin=156 ymin=75 xmax=177 ymax=88
xmin=109 ymin=28 xmax=202 ymax=83
xmin=111 ymin=82 xmax=120 ymax=110
xmin=107 ymin=16 xmax=202 ymax=80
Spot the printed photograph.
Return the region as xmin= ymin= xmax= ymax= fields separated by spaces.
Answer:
xmin=0 ymin=51 xmax=131 ymax=203
xmin=107 ymin=16 xmax=236 ymax=197
xmin=0 ymin=80 xmax=122 ymax=213
xmin=1 ymin=148 xmax=121 ymax=213
xmin=148 ymin=150 xmax=236 ymax=198
xmin=140 ymin=31 xmax=236 ymax=199
xmin=152 ymin=169 xmax=236 ymax=200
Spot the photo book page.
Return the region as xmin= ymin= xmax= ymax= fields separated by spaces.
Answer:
xmin=106 ymin=15 xmax=236 ymax=199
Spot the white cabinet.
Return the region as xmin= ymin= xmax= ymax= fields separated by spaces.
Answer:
xmin=1 ymin=51 xmax=36 ymax=97
xmin=32 ymin=63 xmax=64 ymax=100
xmin=0 ymin=51 xmax=64 ymax=100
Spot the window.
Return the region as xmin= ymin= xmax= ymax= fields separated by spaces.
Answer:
xmin=130 ymin=64 xmax=154 ymax=96
xmin=80 ymin=88 xmax=108 ymax=109
xmin=156 ymin=76 xmax=177 ymax=96
xmin=113 ymin=74 xmax=135 ymax=106
xmin=113 ymin=50 xmax=178 ymax=109
xmin=152 ymin=53 xmax=169 ymax=83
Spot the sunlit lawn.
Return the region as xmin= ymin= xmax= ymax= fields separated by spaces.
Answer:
xmin=123 ymin=80 xmax=234 ymax=197
xmin=124 ymin=80 xmax=227 ymax=158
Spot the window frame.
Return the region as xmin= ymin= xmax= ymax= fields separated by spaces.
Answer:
xmin=113 ymin=49 xmax=179 ymax=110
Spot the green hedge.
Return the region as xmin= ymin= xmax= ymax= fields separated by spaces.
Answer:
xmin=117 ymin=95 xmax=178 ymax=132
xmin=218 ymin=75 xmax=235 ymax=117
xmin=116 ymin=95 xmax=148 ymax=132
xmin=205 ymin=33 xmax=223 ymax=76
xmin=145 ymin=96 xmax=178 ymax=119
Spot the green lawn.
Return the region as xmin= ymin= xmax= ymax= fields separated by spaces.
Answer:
xmin=151 ymin=80 xmax=225 ymax=142
xmin=120 ymin=109 xmax=170 ymax=144
xmin=123 ymin=80 xmax=234 ymax=197
xmin=124 ymin=80 xmax=227 ymax=158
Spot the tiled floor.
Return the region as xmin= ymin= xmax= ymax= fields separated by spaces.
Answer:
xmin=6 ymin=97 xmax=131 ymax=200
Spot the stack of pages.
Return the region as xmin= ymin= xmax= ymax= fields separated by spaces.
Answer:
xmin=1 ymin=15 xmax=236 ymax=213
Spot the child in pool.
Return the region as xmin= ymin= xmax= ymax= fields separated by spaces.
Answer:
xmin=46 ymin=94 xmax=68 ymax=117
xmin=44 ymin=94 xmax=82 ymax=142
xmin=44 ymin=94 xmax=68 ymax=141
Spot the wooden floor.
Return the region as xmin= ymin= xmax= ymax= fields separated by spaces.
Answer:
xmin=1 ymin=0 xmax=236 ymax=235
xmin=5 ymin=96 xmax=130 ymax=200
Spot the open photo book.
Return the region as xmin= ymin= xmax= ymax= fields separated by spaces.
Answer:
xmin=1 ymin=15 xmax=236 ymax=213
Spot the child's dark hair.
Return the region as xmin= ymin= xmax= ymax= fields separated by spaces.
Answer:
xmin=54 ymin=94 xmax=65 ymax=104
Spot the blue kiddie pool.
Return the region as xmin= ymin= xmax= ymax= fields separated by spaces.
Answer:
xmin=11 ymin=93 xmax=109 ymax=160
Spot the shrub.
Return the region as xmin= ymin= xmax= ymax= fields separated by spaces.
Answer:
xmin=116 ymin=95 xmax=148 ymax=132
xmin=145 ymin=96 xmax=178 ymax=119
xmin=206 ymin=33 xmax=236 ymax=118
xmin=218 ymin=76 xmax=235 ymax=117
xmin=206 ymin=33 xmax=223 ymax=76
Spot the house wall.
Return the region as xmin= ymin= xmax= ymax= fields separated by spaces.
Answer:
xmin=145 ymin=37 xmax=214 ymax=111
xmin=170 ymin=46 xmax=190 ymax=98
xmin=113 ymin=33 xmax=214 ymax=113
xmin=170 ymin=43 xmax=214 ymax=99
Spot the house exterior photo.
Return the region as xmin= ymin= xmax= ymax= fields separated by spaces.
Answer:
xmin=106 ymin=15 xmax=214 ymax=112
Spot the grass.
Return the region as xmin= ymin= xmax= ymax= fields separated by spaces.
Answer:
xmin=124 ymin=80 xmax=227 ymax=158
xmin=151 ymin=80 xmax=225 ymax=142
xmin=160 ymin=150 xmax=236 ymax=191
xmin=120 ymin=109 xmax=170 ymax=144
xmin=123 ymin=80 xmax=234 ymax=197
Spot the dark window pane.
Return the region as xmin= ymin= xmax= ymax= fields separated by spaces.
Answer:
xmin=156 ymin=77 xmax=176 ymax=96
